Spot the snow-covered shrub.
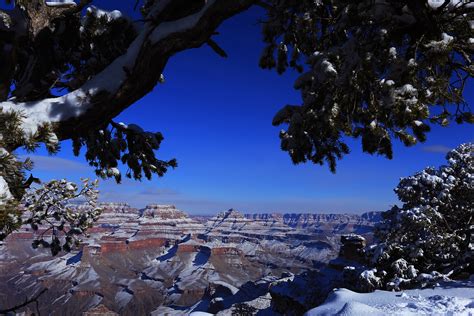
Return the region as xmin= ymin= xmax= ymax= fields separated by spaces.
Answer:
xmin=359 ymin=268 xmax=383 ymax=292
xmin=0 ymin=107 xmax=104 ymax=250
xmin=364 ymin=143 xmax=473 ymax=290
xmin=343 ymin=266 xmax=383 ymax=293
xmin=21 ymin=178 xmax=102 ymax=255
xmin=0 ymin=198 xmax=20 ymax=242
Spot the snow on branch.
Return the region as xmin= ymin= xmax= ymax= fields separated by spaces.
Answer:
xmin=0 ymin=0 xmax=255 ymax=147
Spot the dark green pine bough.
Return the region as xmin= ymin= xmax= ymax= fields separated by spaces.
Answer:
xmin=0 ymin=0 xmax=472 ymax=250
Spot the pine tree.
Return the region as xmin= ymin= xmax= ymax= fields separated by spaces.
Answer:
xmin=265 ymin=0 xmax=473 ymax=171
xmin=365 ymin=143 xmax=473 ymax=290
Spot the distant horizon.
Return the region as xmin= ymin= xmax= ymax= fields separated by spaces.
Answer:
xmin=95 ymin=199 xmax=383 ymax=216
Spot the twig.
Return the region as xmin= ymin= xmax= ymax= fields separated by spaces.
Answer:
xmin=0 ymin=288 xmax=47 ymax=314
xmin=207 ymin=39 xmax=228 ymax=58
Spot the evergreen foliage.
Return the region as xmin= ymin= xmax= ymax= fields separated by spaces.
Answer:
xmin=23 ymin=178 xmax=101 ymax=256
xmin=262 ymin=0 xmax=473 ymax=171
xmin=72 ymin=121 xmax=177 ymax=183
xmin=0 ymin=0 xmax=472 ymax=244
xmin=364 ymin=143 xmax=473 ymax=290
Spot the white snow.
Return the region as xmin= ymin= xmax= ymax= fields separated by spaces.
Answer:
xmin=46 ymin=132 xmax=59 ymax=146
xmin=150 ymin=0 xmax=216 ymax=43
xmin=0 ymin=0 xmax=215 ymax=138
xmin=86 ymin=6 xmax=122 ymax=22
xmin=115 ymin=289 xmax=133 ymax=308
xmin=427 ymin=0 xmax=474 ymax=10
xmin=426 ymin=33 xmax=455 ymax=52
xmin=107 ymin=168 xmax=120 ymax=177
xmin=211 ymin=280 xmax=239 ymax=295
xmin=45 ymin=0 xmax=76 ymax=7
xmin=397 ymin=84 xmax=417 ymax=95
xmin=0 ymin=175 xmax=12 ymax=200
xmin=360 ymin=268 xmax=381 ymax=288
xmin=305 ymin=279 xmax=474 ymax=316
xmin=427 ymin=0 xmax=446 ymax=9
xmin=321 ymin=60 xmax=337 ymax=75
xmin=65 ymin=182 xmax=76 ymax=191
xmin=389 ymin=47 xmax=397 ymax=58
xmin=369 ymin=120 xmax=377 ymax=129
xmin=3 ymin=49 xmax=138 ymax=135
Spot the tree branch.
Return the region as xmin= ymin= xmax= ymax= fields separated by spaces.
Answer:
xmin=17 ymin=0 xmax=81 ymax=37
xmin=255 ymin=1 xmax=272 ymax=11
xmin=62 ymin=0 xmax=93 ymax=15
xmin=207 ymin=38 xmax=228 ymax=58
xmin=0 ymin=288 xmax=47 ymax=314
xmin=435 ymin=0 xmax=451 ymax=13
xmin=1 ymin=0 xmax=258 ymax=149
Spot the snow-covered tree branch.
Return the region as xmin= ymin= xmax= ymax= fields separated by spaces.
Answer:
xmin=0 ymin=0 xmax=473 ymax=242
xmin=0 ymin=0 xmax=256 ymax=146
xmin=0 ymin=0 xmax=256 ymax=230
xmin=266 ymin=0 xmax=473 ymax=171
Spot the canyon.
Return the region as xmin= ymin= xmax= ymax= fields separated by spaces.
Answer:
xmin=0 ymin=204 xmax=380 ymax=315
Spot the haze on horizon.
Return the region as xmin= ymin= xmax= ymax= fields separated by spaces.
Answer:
xmin=18 ymin=2 xmax=473 ymax=215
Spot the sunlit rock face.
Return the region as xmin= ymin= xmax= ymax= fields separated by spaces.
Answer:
xmin=126 ymin=204 xmax=205 ymax=252
xmin=203 ymin=209 xmax=345 ymax=272
xmin=138 ymin=204 xmax=204 ymax=236
xmin=90 ymin=203 xmax=140 ymax=234
xmin=0 ymin=204 xmax=381 ymax=315
xmin=279 ymin=213 xmax=378 ymax=235
xmin=141 ymin=204 xmax=187 ymax=218
xmin=205 ymin=209 xmax=291 ymax=242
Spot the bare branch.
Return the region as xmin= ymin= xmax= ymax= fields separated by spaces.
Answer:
xmin=207 ymin=38 xmax=228 ymax=58
xmin=0 ymin=288 xmax=47 ymax=314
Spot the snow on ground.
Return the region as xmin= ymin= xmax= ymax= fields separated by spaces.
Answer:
xmin=210 ymin=280 xmax=239 ymax=295
xmin=305 ymin=279 xmax=474 ymax=316
xmin=115 ymin=289 xmax=133 ymax=309
xmin=215 ymin=293 xmax=273 ymax=315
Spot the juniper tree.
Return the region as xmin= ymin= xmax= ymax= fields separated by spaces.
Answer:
xmin=365 ymin=143 xmax=473 ymax=290
xmin=0 ymin=0 xmax=472 ymax=241
xmin=266 ymin=0 xmax=473 ymax=171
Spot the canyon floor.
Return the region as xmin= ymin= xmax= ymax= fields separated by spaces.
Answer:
xmin=0 ymin=204 xmax=380 ymax=315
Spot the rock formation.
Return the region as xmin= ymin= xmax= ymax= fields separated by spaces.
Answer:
xmin=0 ymin=204 xmax=380 ymax=315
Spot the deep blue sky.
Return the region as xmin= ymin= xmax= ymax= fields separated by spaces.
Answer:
xmin=20 ymin=2 xmax=473 ymax=214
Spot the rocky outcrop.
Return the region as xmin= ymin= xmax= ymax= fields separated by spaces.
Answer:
xmin=177 ymin=239 xmax=207 ymax=253
xmin=83 ymin=204 xmax=205 ymax=254
xmin=205 ymin=209 xmax=291 ymax=242
xmin=128 ymin=238 xmax=169 ymax=250
xmin=136 ymin=204 xmax=204 ymax=239
xmin=203 ymin=209 xmax=376 ymax=268
xmin=141 ymin=204 xmax=189 ymax=219
xmin=83 ymin=304 xmax=118 ymax=316
xmin=339 ymin=234 xmax=366 ymax=262
xmin=1 ymin=203 xmax=381 ymax=315
xmin=279 ymin=212 xmax=378 ymax=235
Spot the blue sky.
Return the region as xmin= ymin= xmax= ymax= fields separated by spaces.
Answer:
xmin=20 ymin=2 xmax=473 ymax=214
